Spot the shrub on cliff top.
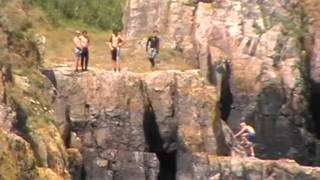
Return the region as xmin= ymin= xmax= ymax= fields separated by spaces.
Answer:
xmin=27 ymin=0 xmax=125 ymax=30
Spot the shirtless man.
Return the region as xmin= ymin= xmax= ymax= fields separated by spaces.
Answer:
xmin=80 ymin=30 xmax=90 ymax=71
xmin=108 ymin=30 xmax=124 ymax=72
xmin=234 ymin=121 xmax=256 ymax=157
xmin=73 ymin=30 xmax=82 ymax=71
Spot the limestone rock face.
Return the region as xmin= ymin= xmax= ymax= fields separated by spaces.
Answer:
xmin=195 ymin=1 xmax=316 ymax=164
xmin=124 ymin=0 xmax=320 ymax=165
xmin=183 ymin=154 xmax=320 ymax=180
xmin=54 ymin=69 xmax=236 ymax=179
xmin=0 ymin=131 xmax=38 ymax=180
xmin=52 ymin=69 xmax=320 ymax=179
xmin=124 ymin=0 xmax=197 ymax=64
xmin=193 ymin=0 xmax=318 ymax=165
xmin=0 ymin=0 xmax=72 ymax=178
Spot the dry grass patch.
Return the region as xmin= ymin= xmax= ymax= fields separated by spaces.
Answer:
xmin=28 ymin=7 xmax=194 ymax=72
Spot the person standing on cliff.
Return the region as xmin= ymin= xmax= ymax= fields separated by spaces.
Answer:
xmin=80 ymin=30 xmax=90 ymax=71
xmin=73 ymin=30 xmax=82 ymax=71
xmin=146 ymin=30 xmax=160 ymax=69
xmin=234 ymin=121 xmax=256 ymax=157
xmin=108 ymin=30 xmax=124 ymax=72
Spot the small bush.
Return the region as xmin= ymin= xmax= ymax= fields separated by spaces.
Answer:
xmin=27 ymin=0 xmax=125 ymax=30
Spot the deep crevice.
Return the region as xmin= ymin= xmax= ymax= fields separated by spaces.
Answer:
xmin=64 ymin=104 xmax=71 ymax=148
xmin=309 ymin=82 xmax=320 ymax=138
xmin=143 ymin=104 xmax=176 ymax=180
xmin=208 ymin=58 xmax=233 ymax=121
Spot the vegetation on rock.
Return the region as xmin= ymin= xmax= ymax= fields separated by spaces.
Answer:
xmin=27 ymin=0 xmax=126 ymax=30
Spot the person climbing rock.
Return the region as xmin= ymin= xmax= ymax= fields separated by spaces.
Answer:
xmin=234 ymin=121 xmax=256 ymax=157
xmin=73 ymin=30 xmax=82 ymax=71
xmin=108 ymin=30 xmax=124 ymax=72
xmin=146 ymin=30 xmax=160 ymax=69
xmin=80 ymin=30 xmax=90 ymax=71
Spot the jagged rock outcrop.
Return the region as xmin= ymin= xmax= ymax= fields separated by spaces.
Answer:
xmin=183 ymin=154 xmax=320 ymax=180
xmin=52 ymin=69 xmax=320 ymax=179
xmin=0 ymin=0 xmax=73 ymax=178
xmin=123 ymin=0 xmax=197 ymax=64
xmin=1 ymin=0 xmax=320 ymax=179
xmin=53 ymin=69 xmax=237 ymax=179
xmin=193 ymin=0 xmax=318 ymax=165
xmin=124 ymin=0 xmax=320 ymax=165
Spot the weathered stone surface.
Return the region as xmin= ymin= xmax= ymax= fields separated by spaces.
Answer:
xmin=84 ymin=149 xmax=159 ymax=180
xmin=53 ymin=69 xmax=237 ymax=179
xmin=124 ymin=0 xmax=197 ymax=64
xmin=0 ymin=131 xmax=38 ymax=180
xmin=192 ymin=0 xmax=319 ymax=165
xmin=124 ymin=0 xmax=320 ymax=166
xmin=0 ymin=1 xmax=72 ymax=178
xmin=67 ymin=148 xmax=83 ymax=180
xmin=182 ymin=154 xmax=320 ymax=180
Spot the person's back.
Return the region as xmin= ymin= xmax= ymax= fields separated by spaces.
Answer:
xmin=147 ymin=36 xmax=159 ymax=49
xmin=234 ymin=121 xmax=256 ymax=157
xmin=146 ymin=30 xmax=160 ymax=68
xmin=244 ymin=125 xmax=255 ymax=134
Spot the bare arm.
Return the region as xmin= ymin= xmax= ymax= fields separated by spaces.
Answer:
xmin=146 ymin=38 xmax=150 ymax=51
xmin=119 ymin=36 xmax=124 ymax=47
xmin=234 ymin=127 xmax=246 ymax=137
xmin=108 ymin=36 xmax=113 ymax=50
xmin=156 ymin=38 xmax=160 ymax=52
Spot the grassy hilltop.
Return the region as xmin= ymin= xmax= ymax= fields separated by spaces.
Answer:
xmin=27 ymin=0 xmax=193 ymax=72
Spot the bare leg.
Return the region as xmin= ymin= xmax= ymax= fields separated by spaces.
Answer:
xmin=116 ymin=60 xmax=120 ymax=72
xmin=116 ymin=48 xmax=121 ymax=72
xmin=112 ymin=61 xmax=117 ymax=72
xmin=250 ymin=145 xmax=255 ymax=157
xmin=75 ymin=58 xmax=80 ymax=71
xmin=241 ymin=133 xmax=249 ymax=144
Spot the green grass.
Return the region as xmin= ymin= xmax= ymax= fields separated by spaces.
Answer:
xmin=27 ymin=0 xmax=125 ymax=31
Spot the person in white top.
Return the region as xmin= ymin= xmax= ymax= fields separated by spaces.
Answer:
xmin=234 ymin=121 xmax=256 ymax=157
xmin=108 ymin=30 xmax=124 ymax=72
xmin=79 ymin=30 xmax=90 ymax=71
xmin=73 ymin=30 xmax=82 ymax=71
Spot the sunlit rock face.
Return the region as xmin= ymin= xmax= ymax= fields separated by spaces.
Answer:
xmin=193 ymin=0 xmax=318 ymax=165
xmin=52 ymin=69 xmax=320 ymax=179
xmin=124 ymin=0 xmax=320 ymax=165
xmin=54 ymin=69 xmax=237 ymax=179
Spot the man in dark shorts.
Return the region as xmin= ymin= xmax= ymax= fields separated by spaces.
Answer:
xmin=80 ymin=30 xmax=90 ymax=71
xmin=108 ymin=30 xmax=124 ymax=72
xmin=234 ymin=121 xmax=256 ymax=157
xmin=146 ymin=30 xmax=160 ymax=69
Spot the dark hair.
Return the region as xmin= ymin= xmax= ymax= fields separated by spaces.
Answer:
xmin=82 ymin=30 xmax=87 ymax=34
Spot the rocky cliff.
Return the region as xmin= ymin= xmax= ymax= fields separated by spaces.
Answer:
xmin=52 ymin=68 xmax=320 ymax=179
xmin=53 ymin=69 xmax=232 ymax=179
xmin=0 ymin=0 xmax=74 ymax=179
xmin=124 ymin=0 xmax=320 ymax=165
xmin=1 ymin=0 xmax=320 ymax=179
